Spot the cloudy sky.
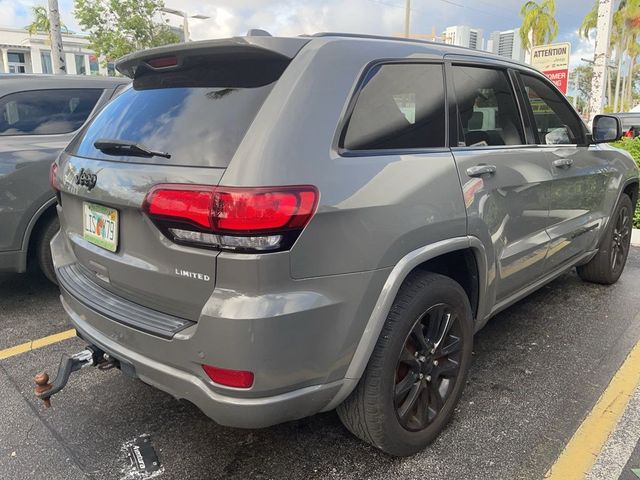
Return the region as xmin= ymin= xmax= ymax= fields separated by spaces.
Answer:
xmin=2 ymin=0 xmax=597 ymax=67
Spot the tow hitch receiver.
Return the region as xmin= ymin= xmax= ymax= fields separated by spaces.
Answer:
xmin=34 ymin=346 xmax=113 ymax=407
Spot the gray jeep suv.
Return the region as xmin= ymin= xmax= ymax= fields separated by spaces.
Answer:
xmin=48 ymin=34 xmax=638 ymax=456
xmin=0 ymin=75 xmax=128 ymax=282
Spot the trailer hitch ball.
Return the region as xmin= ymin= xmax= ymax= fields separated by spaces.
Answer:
xmin=34 ymin=372 xmax=53 ymax=408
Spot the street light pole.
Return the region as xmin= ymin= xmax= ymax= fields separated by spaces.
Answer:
xmin=182 ymin=13 xmax=190 ymax=42
xmin=589 ymin=0 xmax=614 ymax=121
xmin=48 ymin=0 xmax=66 ymax=74
xmin=404 ymin=0 xmax=411 ymax=38
xmin=160 ymin=7 xmax=209 ymax=42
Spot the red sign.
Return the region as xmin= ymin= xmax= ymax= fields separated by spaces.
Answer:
xmin=543 ymin=68 xmax=569 ymax=94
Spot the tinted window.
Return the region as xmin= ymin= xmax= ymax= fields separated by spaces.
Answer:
xmin=342 ymin=63 xmax=446 ymax=150
xmin=453 ymin=66 xmax=524 ymax=147
xmin=70 ymin=85 xmax=274 ymax=167
xmin=521 ymin=74 xmax=585 ymax=145
xmin=0 ymin=89 xmax=102 ymax=135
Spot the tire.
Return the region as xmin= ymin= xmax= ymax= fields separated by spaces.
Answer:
xmin=337 ymin=271 xmax=474 ymax=456
xmin=577 ymin=194 xmax=633 ymax=285
xmin=36 ymin=215 xmax=59 ymax=285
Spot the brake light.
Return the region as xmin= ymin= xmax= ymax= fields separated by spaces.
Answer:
xmin=146 ymin=56 xmax=178 ymax=68
xmin=202 ymin=365 xmax=254 ymax=388
xmin=143 ymin=185 xmax=319 ymax=252
xmin=49 ymin=162 xmax=60 ymax=192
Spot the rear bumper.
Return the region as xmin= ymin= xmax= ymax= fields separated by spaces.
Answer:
xmin=61 ymin=288 xmax=348 ymax=428
xmin=52 ymin=230 xmax=388 ymax=428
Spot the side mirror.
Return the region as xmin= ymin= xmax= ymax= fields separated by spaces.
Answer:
xmin=592 ymin=115 xmax=622 ymax=144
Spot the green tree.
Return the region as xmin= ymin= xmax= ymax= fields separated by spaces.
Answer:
xmin=579 ymin=1 xmax=597 ymax=39
xmin=519 ymin=0 xmax=559 ymax=54
xmin=74 ymin=0 xmax=180 ymax=62
xmin=580 ymin=0 xmax=640 ymax=110
xmin=26 ymin=5 xmax=67 ymax=37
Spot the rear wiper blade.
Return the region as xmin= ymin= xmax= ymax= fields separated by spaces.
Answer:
xmin=93 ymin=139 xmax=171 ymax=159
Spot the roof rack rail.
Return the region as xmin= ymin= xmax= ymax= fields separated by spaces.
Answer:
xmin=310 ymin=32 xmax=439 ymax=46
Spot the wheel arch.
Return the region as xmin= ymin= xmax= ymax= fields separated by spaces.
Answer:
xmin=322 ymin=236 xmax=488 ymax=411
xmin=23 ymin=198 xmax=58 ymax=266
xmin=623 ymin=180 xmax=639 ymax=208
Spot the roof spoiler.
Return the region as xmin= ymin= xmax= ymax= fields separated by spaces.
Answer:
xmin=116 ymin=36 xmax=310 ymax=79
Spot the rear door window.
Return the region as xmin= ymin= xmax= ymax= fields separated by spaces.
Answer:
xmin=0 ymin=89 xmax=103 ymax=135
xmin=341 ymin=63 xmax=446 ymax=151
xmin=452 ymin=66 xmax=525 ymax=147
xmin=520 ymin=74 xmax=585 ymax=145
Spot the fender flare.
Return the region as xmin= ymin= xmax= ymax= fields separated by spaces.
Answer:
xmin=322 ymin=235 xmax=488 ymax=411
xmin=596 ymin=176 xmax=639 ymax=250
xmin=20 ymin=197 xmax=58 ymax=253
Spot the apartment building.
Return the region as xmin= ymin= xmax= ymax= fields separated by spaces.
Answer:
xmin=486 ymin=28 xmax=526 ymax=62
xmin=443 ymin=25 xmax=484 ymax=50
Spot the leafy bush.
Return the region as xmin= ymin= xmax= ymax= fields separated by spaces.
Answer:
xmin=611 ymin=138 xmax=640 ymax=228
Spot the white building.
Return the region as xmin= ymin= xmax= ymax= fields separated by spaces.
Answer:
xmin=0 ymin=26 xmax=114 ymax=75
xmin=443 ymin=25 xmax=484 ymax=50
xmin=487 ymin=29 xmax=526 ymax=62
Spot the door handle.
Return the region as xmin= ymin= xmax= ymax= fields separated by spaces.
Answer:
xmin=466 ymin=164 xmax=497 ymax=177
xmin=553 ymin=158 xmax=573 ymax=169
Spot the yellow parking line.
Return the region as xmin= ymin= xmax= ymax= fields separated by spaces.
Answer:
xmin=545 ymin=338 xmax=640 ymax=479
xmin=0 ymin=329 xmax=76 ymax=361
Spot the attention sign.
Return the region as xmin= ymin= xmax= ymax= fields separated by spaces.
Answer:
xmin=531 ymin=42 xmax=571 ymax=94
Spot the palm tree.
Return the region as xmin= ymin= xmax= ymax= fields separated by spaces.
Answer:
xmin=26 ymin=5 xmax=67 ymax=37
xmin=519 ymin=0 xmax=559 ymax=55
xmin=622 ymin=1 xmax=640 ymax=108
xmin=579 ymin=1 xmax=598 ymax=39
xmin=26 ymin=6 xmax=50 ymax=35
xmin=580 ymin=0 xmax=640 ymax=110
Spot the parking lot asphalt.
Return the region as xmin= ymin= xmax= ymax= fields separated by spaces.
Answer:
xmin=2 ymin=251 xmax=640 ymax=480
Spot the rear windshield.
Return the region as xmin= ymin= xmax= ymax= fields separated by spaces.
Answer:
xmin=68 ymin=83 xmax=274 ymax=167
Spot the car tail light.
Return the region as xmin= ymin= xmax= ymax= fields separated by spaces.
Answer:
xmin=202 ymin=364 xmax=254 ymax=388
xmin=146 ymin=56 xmax=178 ymax=68
xmin=49 ymin=162 xmax=60 ymax=192
xmin=143 ymin=185 xmax=319 ymax=253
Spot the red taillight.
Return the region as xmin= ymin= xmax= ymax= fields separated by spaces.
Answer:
xmin=145 ymin=187 xmax=214 ymax=229
xmin=146 ymin=56 xmax=178 ymax=68
xmin=49 ymin=162 xmax=60 ymax=192
xmin=213 ymin=188 xmax=318 ymax=233
xmin=143 ymin=185 xmax=319 ymax=252
xmin=202 ymin=365 xmax=254 ymax=388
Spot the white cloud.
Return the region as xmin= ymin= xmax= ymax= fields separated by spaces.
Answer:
xmin=163 ymin=0 xmax=405 ymax=40
xmin=568 ymin=31 xmax=595 ymax=69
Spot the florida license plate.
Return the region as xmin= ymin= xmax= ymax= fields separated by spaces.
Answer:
xmin=83 ymin=202 xmax=119 ymax=252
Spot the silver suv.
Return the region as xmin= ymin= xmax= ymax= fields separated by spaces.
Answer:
xmin=0 ymin=75 xmax=128 ymax=282
xmin=48 ymin=34 xmax=638 ymax=456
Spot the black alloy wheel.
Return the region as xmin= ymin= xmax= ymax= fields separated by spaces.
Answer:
xmin=394 ymin=303 xmax=463 ymax=431
xmin=611 ymin=203 xmax=631 ymax=275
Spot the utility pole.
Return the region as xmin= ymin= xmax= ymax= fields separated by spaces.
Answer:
xmin=48 ymin=0 xmax=66 ymax=74
xmin=404 ymin=0 xmax=411 ymax=38
xmin=589 ymin=0 xmax=614 ymax=121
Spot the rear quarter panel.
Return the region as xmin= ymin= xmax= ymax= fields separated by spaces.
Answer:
xmin=220 ymin=38 xmax=468 ymax=278
xmin=0 ymin=135 xmax=64 ymax=252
